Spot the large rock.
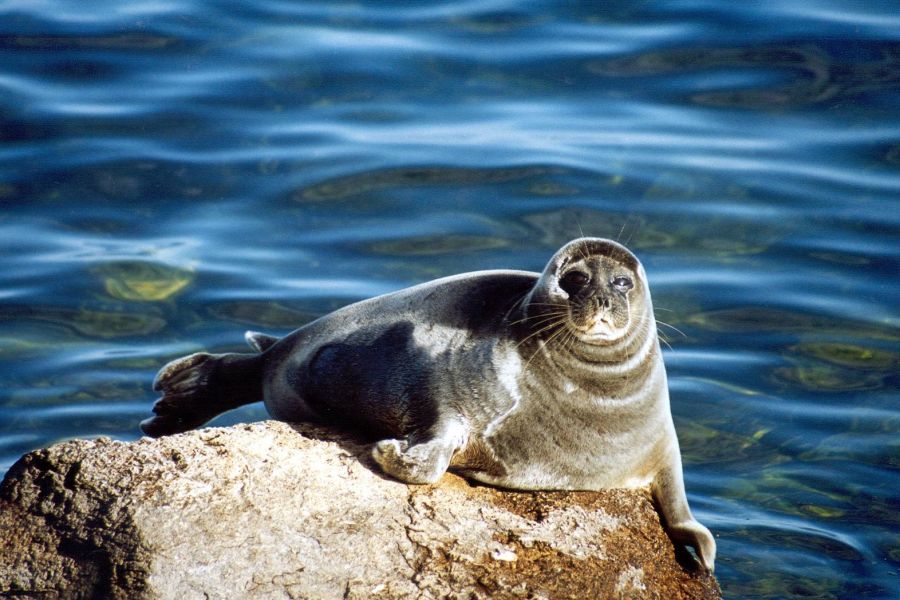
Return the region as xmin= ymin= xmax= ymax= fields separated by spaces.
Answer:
xmin=0 ymin=421 xmax=720 ymax=599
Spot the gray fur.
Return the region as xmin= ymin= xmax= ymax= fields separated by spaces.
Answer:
xmin=141 ymin=237 xmax=716 ymax=571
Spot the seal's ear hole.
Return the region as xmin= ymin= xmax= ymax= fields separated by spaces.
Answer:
xmin=559 ymin=270 xmax=590 ymax=296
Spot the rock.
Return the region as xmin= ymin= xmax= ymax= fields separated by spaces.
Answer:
xmin=0 ymin=421 xmax=721 ymax=599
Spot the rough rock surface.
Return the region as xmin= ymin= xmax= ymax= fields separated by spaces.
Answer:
xmin=0 ymin=421 xmax=721 ymax=599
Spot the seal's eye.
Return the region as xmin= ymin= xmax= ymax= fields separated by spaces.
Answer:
xmin=612 ymin=276 xmax=633 ymax=291
xmin=559 ymin=271 xmax=590 ymax=295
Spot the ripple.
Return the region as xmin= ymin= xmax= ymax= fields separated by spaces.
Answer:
xmin=1 ymin=1 xmax=898 ymax=598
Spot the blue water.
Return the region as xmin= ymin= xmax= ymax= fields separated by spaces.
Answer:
xmin=2 ymin=1 xmax=898 ymax=597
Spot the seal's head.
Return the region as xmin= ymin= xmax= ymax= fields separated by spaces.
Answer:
xmin=529 ymin=238 xmax=650 ymax=345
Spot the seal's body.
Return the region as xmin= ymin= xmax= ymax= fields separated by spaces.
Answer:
xmin=141 ymin=238 xmax=716 ymax=571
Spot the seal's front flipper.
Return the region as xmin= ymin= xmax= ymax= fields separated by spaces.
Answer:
xmin=652 ymin=465 xmax=717 ymax=572
xmin=372 ymin=419 xmax=469 ymax=484
xmin=667 ymin=518 xmax=716 ymax=572
xmin=140 ymin=351 xmax=263 ymax=437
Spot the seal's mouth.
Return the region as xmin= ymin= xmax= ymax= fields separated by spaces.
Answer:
xmin=567 ymin=314 xmax=626 ymax=344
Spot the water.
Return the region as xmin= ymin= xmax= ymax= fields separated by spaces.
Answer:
xmin=1 ymin=1 xmax=898 ymax=597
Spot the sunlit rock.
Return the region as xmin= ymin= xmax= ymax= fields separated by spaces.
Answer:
xmin=0 ymin=421 xmax=721 ymax=599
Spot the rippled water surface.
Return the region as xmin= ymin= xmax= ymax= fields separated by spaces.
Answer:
xmin=2 ymin=1 xmax=898 ymax=597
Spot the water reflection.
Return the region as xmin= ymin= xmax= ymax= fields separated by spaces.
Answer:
xmin=1 ymin=1 xmax=898 ymax=598
xmin=94 ymin=260 xmax=195 ymax=302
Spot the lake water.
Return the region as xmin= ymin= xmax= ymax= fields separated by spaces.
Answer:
xmin=1 ymin=1 xmax=898 ymax=597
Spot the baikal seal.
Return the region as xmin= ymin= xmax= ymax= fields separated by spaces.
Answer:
xmin=140 ymin=237 xmax=716 ymax=571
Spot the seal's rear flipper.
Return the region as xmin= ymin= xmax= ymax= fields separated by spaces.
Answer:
xmin=140 ymin=351 xmax=263 ymax=437
xmin=245 ymin=331 xmax=279 ymax=353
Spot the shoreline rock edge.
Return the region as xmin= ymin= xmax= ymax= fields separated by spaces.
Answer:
xmin=0 ymin=420 xmax=720 ymax=599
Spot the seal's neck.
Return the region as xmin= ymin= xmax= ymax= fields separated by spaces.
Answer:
xmin=516 ymin=300 xmax=661 ymax=397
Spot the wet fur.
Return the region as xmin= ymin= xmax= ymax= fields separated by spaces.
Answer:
xmin=141 ymin=237 xmax=716 ymax=571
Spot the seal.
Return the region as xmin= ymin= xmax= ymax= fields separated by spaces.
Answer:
xmin=140 ymin=237 xmax=716 ymax=571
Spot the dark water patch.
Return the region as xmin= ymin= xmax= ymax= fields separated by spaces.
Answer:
xmin=787 ymin=342 xmax=899 ymax=370
xmin=797 ymin=428 xmax=900 ymax=471
xmin=449 ymin=11 xmax=540 ymax=35
xmin=525 ymin=180 xmax=581 ymax=197
xmin=0 ymin=304 xmax=168 ymax=339
xmin=295 ymin=165 xmax=562 ymax=202
xmin=522 ymin=208 xmax=783 ymax=257
xmin=752 ymin=525 xmax=866 ymax=564
xmin=0 ymin=116 xmax=58 ymax=144
xmin=41 ymin=57 xmax=124 ymax=82
xmin=588 ymin=42 xmax=900 ymax=111
xmin=807 ymin=250 xmax=874 ymax=266
xmin=522 ymin=208 xmax=634 ymax=248
xmin=207 ymin=302 xmax=320 ymax=329
xmin=366 ymin=234 xmax=510 ymax=256
xmin=685 ymin=306 xmax=900 ymax=340
xmin=7 ymin=160 xmax=241 ymax=208
xmin=885 ymin=144 xmax=900 ymax=166
xmin=774 ymin=363 xmax=896 ymax=393
xmin=721 ymin=524 xmax=877 ymax=599
xmin=675 ymin=418 xmax=775 ymax=466
xmin=0 ymin=32 xmax=177 ymax=51
xmin=16 ymin=380 xmax=147 ymax=410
